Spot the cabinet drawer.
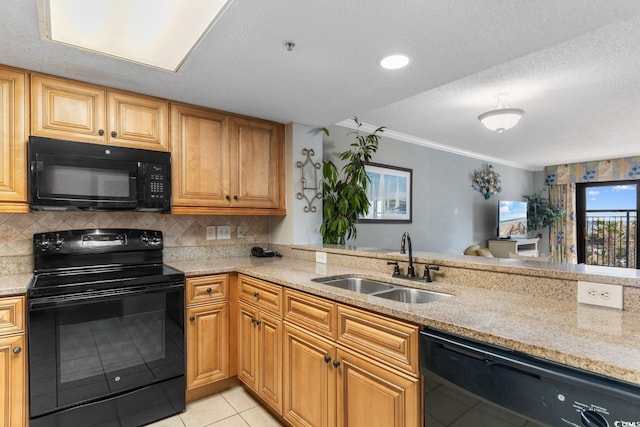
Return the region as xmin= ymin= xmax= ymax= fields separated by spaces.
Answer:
xmin=186 ymin=275 xmax=228 ymax=305
xmin=284 ymin=289 xmax=336 ymax=340
xmin=238 ymin=275 xmax=282 ymax=316
xmin=0 ymin=296 xmax=24 ymax=336
xmin=337 ymin=305 xmax=419 ymax=375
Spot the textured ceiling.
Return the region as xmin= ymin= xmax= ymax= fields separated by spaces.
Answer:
xmin=2 ymin=0 xmax=640 ymax=170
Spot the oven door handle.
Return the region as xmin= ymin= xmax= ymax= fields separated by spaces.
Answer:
xmin=28 ymin=282 xmax=184 ymax=310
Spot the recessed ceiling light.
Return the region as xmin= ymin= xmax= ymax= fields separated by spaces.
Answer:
xmin=379 ymin=54 xmax=411 ymax=70
xmin=37 ymin=0 xmax=233 ymax=72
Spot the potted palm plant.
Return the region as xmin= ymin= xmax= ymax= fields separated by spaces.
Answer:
xmin=320 ymin=118 xmax=384 ymax=244
xmin=523 ymin=190 xmax=564 ymax=238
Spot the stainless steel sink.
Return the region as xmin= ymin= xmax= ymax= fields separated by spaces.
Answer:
xmin=312 ymin=276 xmax=395 ymax=294
xmin=372 ymin=288 xmax=452 ymax=304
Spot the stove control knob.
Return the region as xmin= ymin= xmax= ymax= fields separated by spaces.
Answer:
xmin=581 ymin=410 xmax=608 ymax=427
xmin=37 ymin=238 xmax=51 ymax=251
xmin=151 ymin=236 xmax=162 ymax=245
xmin=140 ymin=233 xmax=149 ymax=245
xmin=53 ymin=235 xmax=64 ymax=250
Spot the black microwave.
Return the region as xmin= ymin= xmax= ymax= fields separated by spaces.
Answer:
xmin=28 ymin=136 xmax=171 ymax=212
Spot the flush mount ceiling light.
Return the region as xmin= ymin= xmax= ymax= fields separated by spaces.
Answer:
xmin=37 ymin=0 xmax=233 ymax=72
xmin=477 ymin=94 xmax=525 ymax=134
xmin=379 ymin=54 xmax=411 ymax=70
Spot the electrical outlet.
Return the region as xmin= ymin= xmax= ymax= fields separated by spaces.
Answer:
xmin=315 ymin=251 xmax=327 ymax=264
xmin=237 ymin=225 xmax=247 ymax=239
xmin=206 ymin=226 xmax=216 ymax=240
xmin=577 ymin=281 xmax=623 ymax=309
xmin=217 ymin=225 xmax=231 ymax=240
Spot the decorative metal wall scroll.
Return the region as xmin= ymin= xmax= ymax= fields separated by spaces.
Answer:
xmin=296 ymin=148 xmax=322 ymax=212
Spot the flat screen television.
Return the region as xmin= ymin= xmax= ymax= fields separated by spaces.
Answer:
xmin=498 ymin=200 xmax=528 ymax=238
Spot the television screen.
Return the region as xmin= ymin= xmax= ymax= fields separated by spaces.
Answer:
xmin=498 ymin=200 xmax=528 ymax=238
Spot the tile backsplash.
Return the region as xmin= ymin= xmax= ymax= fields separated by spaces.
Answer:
xmin=0 ymin=212 xmax=269 ymax=257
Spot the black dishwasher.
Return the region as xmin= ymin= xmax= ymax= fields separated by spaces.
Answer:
xmin=420 ymin=328 xmax=640 ymax=426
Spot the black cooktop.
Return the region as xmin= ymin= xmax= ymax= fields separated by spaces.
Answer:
xmin=29 ymin=229 xmax=184 ymax=297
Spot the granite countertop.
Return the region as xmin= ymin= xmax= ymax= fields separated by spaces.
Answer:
xmin=5 ymin=255 xmax=639 ymax=386
xmin=172 ymin=256 xmax=640 ymax=386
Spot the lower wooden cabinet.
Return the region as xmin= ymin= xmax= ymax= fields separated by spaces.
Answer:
xmin=282 ymin=289 xmax=421 ymax=427
xmin=238 ymin=300 xmax=283 ymax=414
xmin=0 ymin=296 xmax=26 ymax=426
xmin=186 ymin=275 xmax=230 ymax=392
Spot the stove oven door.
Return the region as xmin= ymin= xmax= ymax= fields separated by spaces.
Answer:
xmin=28 ymin=282 xmax=185 ymax=426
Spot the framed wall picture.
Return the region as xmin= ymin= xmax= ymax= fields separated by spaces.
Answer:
xmin=360 ymin=162 xmax=412 ymax=223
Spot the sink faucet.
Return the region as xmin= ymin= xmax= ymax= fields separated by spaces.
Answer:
xmin=400 ymin=232 xmax=416 ymax=278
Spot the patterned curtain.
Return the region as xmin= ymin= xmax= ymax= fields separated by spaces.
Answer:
xmin=545 ymin=155 xmax=640 ymax=264
xmin=548 ymin=184 xmax=577 ymax=263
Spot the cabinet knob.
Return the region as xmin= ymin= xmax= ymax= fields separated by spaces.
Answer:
xmin=189 ymin=316 xmax=195 ymax=322
xmin=13 ymin=346 xmax=22 ymax=354
xmin=324 ymin=355 xmax=331 ymax=363
xmin=98 ymin=129 xmax=105 ymax=136
xmin=226 ymin=195 xmax=231 ymax=200
xmin=251 ymin=317 xmax=256 ymax=324
xmin=233 ymin=195 xmax=239 ymax=200
xmin=255 ymin=319 xmax=262 ymax=326
xmin=253 ymin=291 xmax=259 ymax=298
xmin=332 ymin=360 xmax=340 ymax=368
xmin=206 ymin=287 xmax=212 ymax=293
xmin=111 ymin=131 xmax=117 ymax=137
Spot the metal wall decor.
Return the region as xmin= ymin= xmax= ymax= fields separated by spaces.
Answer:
xmin=296 ymin=148 xmax=323 ymax=212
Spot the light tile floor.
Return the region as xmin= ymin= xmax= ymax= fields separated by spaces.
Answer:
xmin=148 ymin=386 xmax=284 ymax=427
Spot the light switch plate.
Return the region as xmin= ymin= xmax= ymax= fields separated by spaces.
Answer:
xmin=206 ymin=226 xmax=216 ymax=240
xmin=217 ymin=225 xmax=231 ymax=240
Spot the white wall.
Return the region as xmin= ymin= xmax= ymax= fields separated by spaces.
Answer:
xmin=270 ymin=123 xmax=323 ymax=245
xmin=324 ymin=125 xmax=537 ymax=253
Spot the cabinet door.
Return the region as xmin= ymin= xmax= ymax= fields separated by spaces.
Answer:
xmin=31 ymin=74 xmax=106 ymax=143
xmin=229 ymin=116 xmax=283 ymax=209
xmin=283 ymin=323 xmax=336 ymax=427
xmin=257 ymin=310 xmax=283 ymax=415
xmin=186 ymin=303 xmax=229 ymax=390
xmin=335 ymin=348 xmax=419 ymax=427
xmin=108 ymin=91 xmax=169 ymax=151
xmin=0 ymin=67 xmax=28 ymax=211
xmin=170 ymin=103 xmax=230 ymax=208
xmin=0 ymin=334 xmax=26 ymax=427
xmin=237 ymin=302 xmax=258 ymax=391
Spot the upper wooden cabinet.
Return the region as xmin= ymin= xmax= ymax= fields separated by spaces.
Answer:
xmin=31 ymin=74 xmax=169 ymax=151
xmin=0 ymin=66 xmax=28 ymax=212
xmin=171 ymin=103 xmax=285 ymax=215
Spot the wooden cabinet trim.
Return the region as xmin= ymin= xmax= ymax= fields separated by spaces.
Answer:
xmin=238 ymin=275 xmax=283 ymax=316
xmin=186 ymin=274 xmax=229 ymax=305
xmin=284 ymin=289 xmax=337 ymax=340
xmin=0 ymin=67 xmax=28 ymax=207
xmin=0 ymin=296 xmax=24 ymax=336
xmin=337 ymin=305 xmax=419 ymax=375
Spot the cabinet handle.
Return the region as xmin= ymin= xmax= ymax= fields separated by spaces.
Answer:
xmin=332 ymin=360 xmax=340 ymax=368
xmin=206 ymin=287 xmax=212 ymax=293
xmin=233 ymin=195 xmax=239 ymax=200
xmin=255 ymin=319 xmax=262 ymax=326
xmin=189 ymin=316 xmax=195 ymax=322
xmin=253 ymin=291 xmax=259 ymax=298
xmin=13 ymin=346 xmax=22 ymax=354
xmin=98 ymin=129 xmax=105 ymax=136
xmin=225 ymin=195 xmax=231 ymax=200
xmin=111 ymin=131 xmax=117 ymax=137
xmin=324 ymin=355 xmax=331 ymax=363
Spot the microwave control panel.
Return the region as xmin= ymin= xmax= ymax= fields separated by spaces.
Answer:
xmin=146 ymin=163 xmax=169 ymax=203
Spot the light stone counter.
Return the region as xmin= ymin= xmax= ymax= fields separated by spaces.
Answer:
xmin=171 ymin=256 xmax=640 ymax=387
xmin=0 ymin=273 xmax=32 ymax=296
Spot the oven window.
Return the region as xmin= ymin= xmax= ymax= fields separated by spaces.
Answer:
xmin=29 ymin=289 xmax=184 ymax=418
